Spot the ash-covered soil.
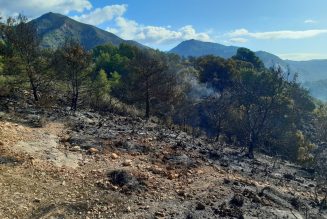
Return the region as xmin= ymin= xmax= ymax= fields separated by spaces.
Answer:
xmin=0 ymin=109 xmax=326 ymax=219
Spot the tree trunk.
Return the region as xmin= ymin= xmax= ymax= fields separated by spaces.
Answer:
xmin=71 ymin=90 xmax=78 ymax=111
xmin=248 ymin=142 xmax=255 ymax=159
xmin=145 ymin=80 xmax=150 ymax=119
xmin=29 ymin=75 xmax=38 ymax=102
xmin=247 ymin=134 xmax=256 ymax=159
xmin=215 ymin=117 xmax=222 ymax=141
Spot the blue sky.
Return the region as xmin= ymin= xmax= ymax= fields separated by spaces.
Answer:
xmin=1 ymin=0 xmax=327 ymax=60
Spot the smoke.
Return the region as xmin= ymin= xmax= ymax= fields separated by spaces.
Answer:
xmin=177 ymin=67 xmax=217 ymax=101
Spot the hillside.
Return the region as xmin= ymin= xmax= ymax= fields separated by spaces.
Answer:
xmin=0 ymin=108 xmax=326 ymax=218
xmin=170 ymin=39 xmax=239 ymax=59
xmin=303 ymin=79 xmax=327 ymax=101
xmin=285 ymin=59 xmax=327 ymax=82
xmin=30 ymin=12 xmax=143 ymax=50
xmin=170 ymin=40 xmax=327 ymax=83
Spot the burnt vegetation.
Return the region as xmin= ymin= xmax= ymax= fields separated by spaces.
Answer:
xmin=0 ymin=14 xmax=327 ymax=212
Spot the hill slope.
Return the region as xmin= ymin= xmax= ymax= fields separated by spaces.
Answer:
xmin=170 ymin=40 xmax=327 ymax=83
xmin=0 ymin=108 xmax=326 ymax=218
xmin=31 ymin=12 xmax=142 ymax=50
xmin=170 ymin=39 xmax=238 ymax=59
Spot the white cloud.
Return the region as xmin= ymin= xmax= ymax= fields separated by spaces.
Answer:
xmin=229 ymin=38 xmax=248 ymax=43
xmin=304 ymin=19 xmax=317 ymax=24
xmin=72 ymin=5 xmax=127 ymax=25
xmin=278 ymin=53 xmax=327 ymax=61
xmin=0 ymin=0 xmax=92 ymax=18
xmin=107 ymin=17 xmax=212 ymax=46
xmin=0 ymin=2 xmax=213 ymax=47
xmin=229 ymin=28 xmax=327 ymax=40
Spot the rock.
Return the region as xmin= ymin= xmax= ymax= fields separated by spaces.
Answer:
xmin=150 ymin=166 xmax=165 ymax=174
xmin=88 ymin=147 xmax=99 ymax=154
xmin=223 ymin=178 xmax=231 ymax=184
xmin=122 ymin=159 xmax=132 ymax=166
xmin=214 ymin=203 xmax=243 ymax=218
xmin=269 ymin=209 xmax=303 ymax=219
xmin=283 ymin=173 xmax=295 ymax=181
xmin=195 ymin=202 xmax=206 ymax=210
xmin=71 ymin=146 xmax=81 ymax=151
xmin=243 ymin=189 xmax=261 ymax=203
xmin=111 ymin=153 xmax=119 ymax=159
xmin=33 ymin=198 xmax=41 ymax=203
xmin=230 ymin=194 xmax=244 ymax=207
xmin=220 ymin=159 xmax=229 ymax=167
xmin=177 ymin=190 xmax=186 ymax=197
xmin=155 ymin=211 xmax=165 ymax=217
xmin=290 ymin=197 xmax=301 ymax=209
xmin=168 ymin=173 xmax=179 ymax=180
xmin=0 ymin=141 xmax=4 ymax=146
xmin=60 ymin=135 xmax=71 ymax=143
xmin=163 ymin=153 xmax=196 ymax=167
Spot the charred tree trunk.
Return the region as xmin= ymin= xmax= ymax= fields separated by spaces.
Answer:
xmin=29 ymin=76 xmax=38 ymax=102
xmin=145 ymin=79 xmax=150 ymax=119
xmin=247 ymin=133 xmax=257 ymax=159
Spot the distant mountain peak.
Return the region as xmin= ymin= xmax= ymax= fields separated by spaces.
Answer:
xmin=30 ymin=12 xmax=143 ymax=50
xmin=170 ymin=39 xmax=238 ymax=59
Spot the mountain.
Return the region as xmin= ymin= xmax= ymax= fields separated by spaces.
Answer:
xmin=170 ymin=39 xmax=290 ymax=70
xmin=303 ymin=79 xmax=327 ymax=101
xmin=170 ymin=40 xmax=327 ymax=83
xmin=30 ymin=12 xmax=143 ymax=50
xmin=285 ymin=60 xmax=327 ymax=82
xmin=170 ymin=39 xmax=239 ymax=59
xmin=170 ymin=39 xmax=327 ymax=101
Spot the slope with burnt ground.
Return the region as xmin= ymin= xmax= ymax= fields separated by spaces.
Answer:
xmin=0 ymin=108 xmax=326 ymax=219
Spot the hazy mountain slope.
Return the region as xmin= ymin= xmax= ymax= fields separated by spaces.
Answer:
xmin=170 ymin=39 xmax=239 ymax=59
xmin=170 ymin=40 xmax=290 ymax=69
xmin=170 ymin=39 xmax=327 ymax=101
xmin=303 ymin=79 xmax=327 ymax=101
xmin=170 ymin=40 xmax=327 ymax=82
xmin=30 ymin=12 xmax=142 ymax=50
xmin=285 ymin=60 xmax=327 ymax=82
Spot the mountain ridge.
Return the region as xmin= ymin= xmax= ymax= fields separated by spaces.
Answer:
xmin=170 ymin=39 xmax=327 ymax=83
xmin=30 ymin=12 xmax=143 ymax=50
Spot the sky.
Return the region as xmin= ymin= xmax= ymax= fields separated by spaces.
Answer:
xmin=1 ymin=0 xmax=327 ymax=60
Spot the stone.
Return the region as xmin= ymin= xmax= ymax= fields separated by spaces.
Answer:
xmin=230 ymin=194 xmax=244 ymax=207
xmin=111 ymin=153 xmax=119 ymax=159
xmin=168 ymin=173 xmax=179 ymax=180
xmin=155 ymin=211 xmax=165 ymax=217
xmin=88 ymin=147 xmax=99 ymax=154
xmin=195 ymin=202 xmax=206 ymax=210
xmin=71 ymin=146 xmax=81 ymax=151
xmin=33 ymin=198 xmax=41 ymax=203
xmin=122 ymin=159 xmax=132 ymax=166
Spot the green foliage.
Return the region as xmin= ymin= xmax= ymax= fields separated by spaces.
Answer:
xmin=1 ymin=14 xmax=54 ymax=102
xmin=196 ymin=55 xmax=236 ymax=92
xmin=185 ymin=49 xmax=316 ymax=160
xmin=121 ymin=48 xmax=181 ymax=118
xmin=90 ymin=69 xmax=110 ymax=108
xmin=109 ymin=71 xmax=121 ymax=88
xmin=296 ymin=130 xmax=315 ymax=163
xmin=0 ymin=15 xmax=320 ymax=163
xmin=93 ymin=43 xmax=132 ymax=77
xmin=0 ymin=55 xmax=3 ymax=73
xmin=232 ymin=48 xmax=264 ymax=70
